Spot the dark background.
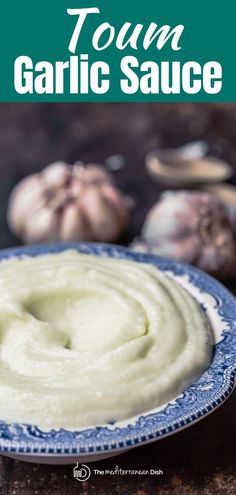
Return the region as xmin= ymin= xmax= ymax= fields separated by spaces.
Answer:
xmin=1 ymin=102 xmax=236 ymax=247
xmin=0 ymin=102 xmax=235 ymax=494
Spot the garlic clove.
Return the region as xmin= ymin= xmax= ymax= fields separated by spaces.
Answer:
xmin=8 ymin=175 xmax=47 ymax=236
xmin=59 ymin=203 xmax=92 ymax=242
xmin=23 ymin=207 xmax=59 ymax=243
xmin=48 ymin=189 xmax=68 ymax=210
xmin=80 ymin=186 xmax=124 ymax=241
xmin=100 ymin=183 xmax=129 ymax=227
xmin=68 ymin=176 xmax=84 ymax=199
xmin=42 ymin=162 xmax=72 ymax=189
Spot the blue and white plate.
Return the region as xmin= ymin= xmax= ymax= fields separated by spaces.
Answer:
xmin=0 ymin=243 xmax=235 ymax=465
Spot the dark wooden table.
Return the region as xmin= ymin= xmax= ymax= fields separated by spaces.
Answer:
xmin=0 ymin=102 xmax=235 ymax=494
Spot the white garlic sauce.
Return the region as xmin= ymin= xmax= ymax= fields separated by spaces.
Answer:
xmin=0 ymin=251 xmax=212 ymax=428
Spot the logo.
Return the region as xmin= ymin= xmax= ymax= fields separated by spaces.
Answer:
xmin=73 ymin=463 xmax=91 ymax=482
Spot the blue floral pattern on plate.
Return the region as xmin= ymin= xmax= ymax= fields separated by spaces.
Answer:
xmin=0 ymin=243 xmax=235 ymax=456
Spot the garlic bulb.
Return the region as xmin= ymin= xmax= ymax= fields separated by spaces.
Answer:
xmin=132 ymin=190 xmax=236 ymax=280
xmin=8 ymin=162 xmax=129 ymax=244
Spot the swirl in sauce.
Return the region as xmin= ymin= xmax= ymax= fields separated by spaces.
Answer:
xmin=0 ymin=251 xmax=212 ymax=428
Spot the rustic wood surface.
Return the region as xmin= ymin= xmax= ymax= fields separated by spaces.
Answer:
xmin=0 ymin=102 xmax=235 ymax=494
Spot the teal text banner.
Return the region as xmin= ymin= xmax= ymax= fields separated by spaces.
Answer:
xmin=0 ymin=0 xmax=234 ymax=101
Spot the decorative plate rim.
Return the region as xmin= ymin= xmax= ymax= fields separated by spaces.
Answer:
xmin=0 ymin=242 xmax=235 ymax=457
